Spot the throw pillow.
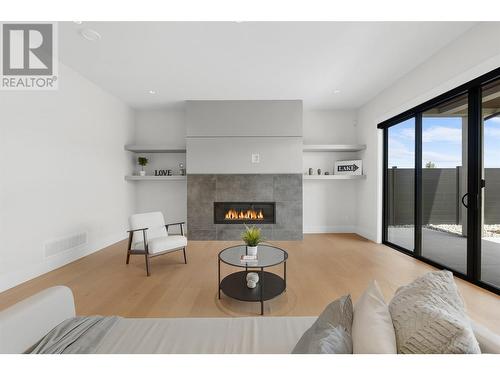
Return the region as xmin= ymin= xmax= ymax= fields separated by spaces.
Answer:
xmin=389 ymin=270 xmax=481 ymax=354
xmin=292 ymin=294 xmax=353 ymax=354
xmin=352 ymin=280 xmax=397 ymax=353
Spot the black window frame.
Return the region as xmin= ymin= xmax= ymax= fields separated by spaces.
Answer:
xmin=379 ymin=66 xmax=500 ymax=296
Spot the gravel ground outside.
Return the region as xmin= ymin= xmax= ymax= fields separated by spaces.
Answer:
xmin=425 ymin=224 xmax=500 ymax=237
xmin=389 ymin=224 xmax=500 ymax=237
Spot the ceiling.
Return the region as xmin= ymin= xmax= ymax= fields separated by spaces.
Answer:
xmin=59 ymin=22 xmax=475 ymax=110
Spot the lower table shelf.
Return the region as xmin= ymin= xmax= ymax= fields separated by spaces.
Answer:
xmin=219 ymin=271 xmax=285 ymax=302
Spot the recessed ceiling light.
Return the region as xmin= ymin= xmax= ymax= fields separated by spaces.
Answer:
xmin=333 ymin=89 xmax=341 ymax=94
xmin=148 ymin=90 xmax=156 ymax=95
xmin=73 ymin=21 xmax=83 ymax=25
xmin=80 ymin=28 xmax=101 ymax=41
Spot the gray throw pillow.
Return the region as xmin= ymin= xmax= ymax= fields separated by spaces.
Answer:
xmin=389 ymin=270 xmax=480 ymax=354
xmin=292 ymin=295 xmax=353 ymax=354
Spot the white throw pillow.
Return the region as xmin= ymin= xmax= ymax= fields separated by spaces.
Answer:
xmin=352 ymin=280 xmax=397 ymax=354
xmin=389 ymin=270 xmax=480 ymax=354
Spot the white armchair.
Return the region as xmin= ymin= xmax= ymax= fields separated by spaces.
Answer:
xmin=126 ymin=212 xmax=188 ymax=276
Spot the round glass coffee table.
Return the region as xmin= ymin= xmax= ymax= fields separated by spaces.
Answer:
xmin=218 ymin=244 xmax=288 ymax=315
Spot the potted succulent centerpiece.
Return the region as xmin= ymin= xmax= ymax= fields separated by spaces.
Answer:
xmin=137 ymin=156 xmax=148 ymax=176
xmin=241 ymin=224 xmax=263 ymax=256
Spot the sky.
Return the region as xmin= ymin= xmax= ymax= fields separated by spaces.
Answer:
xmin=388 ymin=116 xmax=500 ymax=168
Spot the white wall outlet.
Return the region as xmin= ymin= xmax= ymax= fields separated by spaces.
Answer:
xmin=251 ymin=153 xmax=260 ymax=163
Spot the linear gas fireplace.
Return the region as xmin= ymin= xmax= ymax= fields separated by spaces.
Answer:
xmin=188 ymin=174 xmax=302 ymax=240
xmin=214 ymin=202 xmax=276 ymax=224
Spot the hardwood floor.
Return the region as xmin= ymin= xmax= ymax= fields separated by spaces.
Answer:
xmin=1 ymin=234 xmax=499 ymax=334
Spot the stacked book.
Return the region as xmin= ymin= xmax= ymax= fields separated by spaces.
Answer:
xmin=240 ymin=255 xmax=258 ymax=264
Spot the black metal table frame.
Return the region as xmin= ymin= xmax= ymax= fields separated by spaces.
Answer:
xmin=218 ymin=245 xmax=287 ymax=315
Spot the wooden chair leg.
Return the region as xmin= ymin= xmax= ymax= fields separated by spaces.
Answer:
xmin=183 ymin=247 xmax=187 ymax=264
xmin=126 ymin=233 xmax=133 ymax=264
xmin=145 ymin=254 xmax=151 ymax=276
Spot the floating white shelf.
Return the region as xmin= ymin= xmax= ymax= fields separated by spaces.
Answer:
xmin=302 ymin=144 xmax=366 ymax=152
xmin=124 ymin=145 xmax=186 ymax=153
xmin=303 ymin=175 xmax=366 ymax=180
xmin=125 ymin=175 xmax=187 ymax=181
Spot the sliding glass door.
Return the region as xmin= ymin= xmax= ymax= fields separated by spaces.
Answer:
xmin=481 ymin=79 xmax=500 ymax=289
xmin=385 ymin=118 xmax=415 ymax=252
xmin=421 ymin=93 xmax=468 ymax=274
xmin=381 ymin=66 xmax=500 ymax=295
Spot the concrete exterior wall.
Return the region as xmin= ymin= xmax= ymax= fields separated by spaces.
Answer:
xmin=387 ymin=168 xmax=500 ymax=225
xmin=187 ymin=174 xmax=303 ymax=240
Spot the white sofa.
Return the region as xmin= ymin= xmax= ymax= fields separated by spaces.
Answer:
xmin=1 ymin=286 xmax=499 ymax=354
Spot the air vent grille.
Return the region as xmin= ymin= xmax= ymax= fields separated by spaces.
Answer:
xmin=45 ymin=232 xmax=87 ymax=258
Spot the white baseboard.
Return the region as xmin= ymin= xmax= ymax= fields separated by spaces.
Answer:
xmin=0 ymin=231 xmax=126 ymax=293
xmin=303 ymin=225 xmax=356 ymax=234
xmin=354 ymin=226 xmax=379 ymax=243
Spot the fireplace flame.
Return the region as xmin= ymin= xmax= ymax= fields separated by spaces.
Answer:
xmin=225 ymin=208 xmax=264 ymax=220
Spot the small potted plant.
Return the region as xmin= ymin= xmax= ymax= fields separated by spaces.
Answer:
xmin=241 ymin=224 xmax=263 ymax=256
xmin=137 ymin=156 xmax=148 ymax=176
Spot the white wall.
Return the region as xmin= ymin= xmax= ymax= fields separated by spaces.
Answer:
xmin=303 ymin=110 xmax=359 ymax=233
xmin=134 ymin=108 xmax=186 ymax=147
xmin=355 ymin=22 xmax=500 ymax=242
xmin=0 ymin=63 xmax=135 ymax=292
xmin=132 ymin=109 xmax=187 ymax=225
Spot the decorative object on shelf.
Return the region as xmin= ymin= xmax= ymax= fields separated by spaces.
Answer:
xmin=241 ymin=224 xmax=263 ymax=256
xmin=247 ymin=279 xmax=257 ymax=289
xmin=335 ymin=160 xmax=363 ymax=176
xmin=137 ymin=157 xmax=148 ymax=176
xmin=246 ymin=272 xmax=259 ymax=288
xmin=325 ymin=171 xmax=330 ymax=175
xmin=317 ymin=168 xmax=322 ymax=175
xmin=246 ymin=272 xmax=260 ymax=283
xmin=179 ymin=163 xmax=186 ymax=176
xmin=308 ymin=168 xmax=313 ymax=175
xmin=154 ymin=169 xmax=173 ymax=176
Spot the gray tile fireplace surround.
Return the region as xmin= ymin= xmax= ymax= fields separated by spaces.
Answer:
xmin=187 ymin=174 xmax=303 ymax=240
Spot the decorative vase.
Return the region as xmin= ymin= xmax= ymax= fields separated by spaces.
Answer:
xmin=247 ymin=280 xmax=257 ymax=289
xmin=139 ymin=170 xmax=146 ymax=176
xmin=247 ymin=245 xmax=258 ymax=256
xmin=246 ymin=272 xmax=259 ymax=283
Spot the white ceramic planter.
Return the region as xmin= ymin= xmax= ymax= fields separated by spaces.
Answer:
xmin=247 ymin=246 xmax=258 ymax=256
xmin=139 ymin=170 xmax=146 ymax=176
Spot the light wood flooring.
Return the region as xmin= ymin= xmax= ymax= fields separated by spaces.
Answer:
xmin=0 ymin=234 xmax=499 ymax=334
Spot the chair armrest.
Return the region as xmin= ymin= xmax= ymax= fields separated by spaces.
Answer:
xmin=165 ymin=222 xmax=185 ymax=228
xmin=165 ymin=222 xmax=185 ymax=236
xmin=127 ymin=227 xmax=148 ymax=233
